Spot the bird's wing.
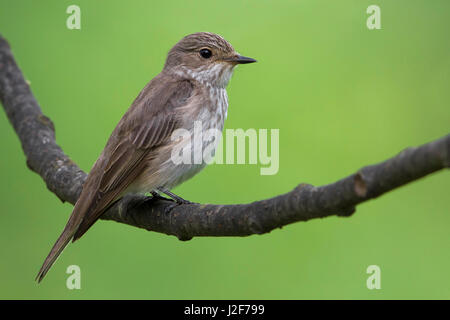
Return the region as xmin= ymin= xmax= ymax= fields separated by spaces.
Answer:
xmin=36 ymin=77 xmax=194 ymax=282
xmin=73 ymin=78 xmax=194 ymax=240
xmin=72 ymin=114 xmax=177 ymax=240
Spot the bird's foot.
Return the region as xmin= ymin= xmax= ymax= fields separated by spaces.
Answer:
xmin=163 ymin=202 xmax=179 ymax=215
xmin=149 ymin=189 xmax=193 ymax=214
xmin=173 ymin=197 xmax=193 ymax=205
xmin=163 ymin=199 xmax=194 ymax=214
xmin=150 ymin=191 xmax=174 ymax=203
xmin=156 ymin=188 xmax=194 ymax=205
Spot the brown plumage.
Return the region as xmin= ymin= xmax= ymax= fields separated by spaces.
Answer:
xmin=36 ymin=32 xmax=256 ymax=282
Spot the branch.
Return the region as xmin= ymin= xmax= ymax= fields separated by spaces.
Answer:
xmin=1 ymin=34 xmax=449 ymax=241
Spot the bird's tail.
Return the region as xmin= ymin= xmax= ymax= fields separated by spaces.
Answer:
xmin=35 ymin=209 xmax=84 ymax=283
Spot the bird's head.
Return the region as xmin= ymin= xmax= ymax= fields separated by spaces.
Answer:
xmin=164 ymin=32 xmax=256 ymax=88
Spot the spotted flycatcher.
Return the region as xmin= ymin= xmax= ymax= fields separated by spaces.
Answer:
xmin=36 ymin=32 xmax=256 ymax=281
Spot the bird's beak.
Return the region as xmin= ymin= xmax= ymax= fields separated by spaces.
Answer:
xmin=224 ymin=55 xmax=257 ymax=64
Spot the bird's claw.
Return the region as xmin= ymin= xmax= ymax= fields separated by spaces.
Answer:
xmin=175 ymin=198 xmax=193 ymax=205
xmin=148 ymin=191 xmax=174 ymax=203
xmin=163 ymin=198 xmax=194 ymax=214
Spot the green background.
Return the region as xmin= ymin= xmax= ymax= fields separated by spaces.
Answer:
xmin=0 ymin=0 xmax=449 ymax=299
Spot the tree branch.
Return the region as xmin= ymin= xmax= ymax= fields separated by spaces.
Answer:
xmin=1 ymin=34 xmax=449 ymax=241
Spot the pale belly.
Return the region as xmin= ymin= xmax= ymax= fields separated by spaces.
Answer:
xmin=157 ymin=109 xmax=224 ymax=190
xmin=128 ymin=93 xmax=228 ymax=194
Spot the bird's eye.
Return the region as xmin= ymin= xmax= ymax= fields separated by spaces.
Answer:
xmin=199 ymin=48 xmax=212 ymax=59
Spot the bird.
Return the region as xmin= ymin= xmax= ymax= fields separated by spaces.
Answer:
xmin=36 ymin=32 xmax=256 ymax=282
